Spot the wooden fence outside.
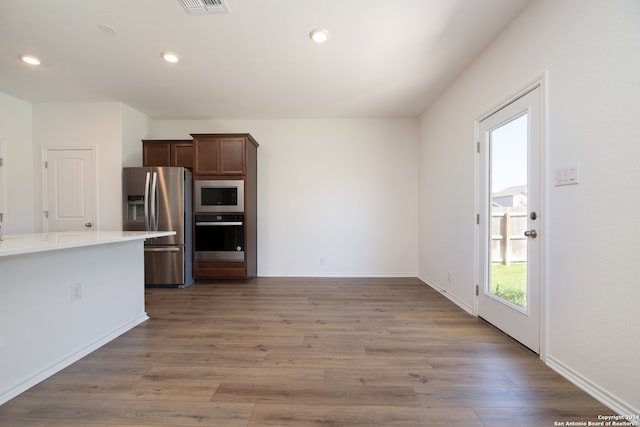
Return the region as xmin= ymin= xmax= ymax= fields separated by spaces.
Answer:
xmin=491 ymin=211 xmax=527 ymax=265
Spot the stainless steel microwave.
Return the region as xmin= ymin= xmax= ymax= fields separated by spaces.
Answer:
xmin=194 ymin=179 xmax=244 ymax=213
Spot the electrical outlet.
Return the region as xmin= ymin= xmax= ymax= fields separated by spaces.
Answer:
xmin=447 ymin=272 xmax=451 ymax=283
xmin=320 ymin=257 xmax=326 ymax=266
xmin=71 ymin=283 xmax=82 ymax=302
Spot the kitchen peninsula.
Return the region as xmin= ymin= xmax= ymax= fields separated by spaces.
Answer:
xmin=0 ymin=230 xmax=174 ymax=405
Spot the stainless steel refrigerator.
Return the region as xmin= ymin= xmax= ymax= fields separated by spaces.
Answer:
xmin=123 ymin=167 xmax=194 ymax=287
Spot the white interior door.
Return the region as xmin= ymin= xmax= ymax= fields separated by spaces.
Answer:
xmin=44 ymin=148 xmax=96 ymax=232
xmin=477 ymin=85 xmax=542 ymax=353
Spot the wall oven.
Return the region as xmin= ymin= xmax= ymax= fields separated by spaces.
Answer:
xmin=194 ymin=179 xmax=244 ymax=213
xmin=194 ymin=214 xmax=245 ymax=262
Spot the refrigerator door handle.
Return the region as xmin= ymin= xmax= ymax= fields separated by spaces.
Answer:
xmin=144 ymin=247 xmax=181 ymax=252
xmin=150 ymin=171 xmax=159 ymax=232
xmin=144 ymin=171 xmax=151 ymax=231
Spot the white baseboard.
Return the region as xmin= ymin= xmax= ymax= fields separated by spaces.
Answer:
xmin=0 ymin=313 xmax=149 ymax=406
xmin=546 ymin=355 xmax=640 ymax=425
xmin=416 ymin=274 xmax=474 ymax=315
xmin=257 ymin=272 xmax=417 ymax=278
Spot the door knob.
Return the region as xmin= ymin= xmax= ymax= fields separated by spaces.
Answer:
xmin=85 ymin=222 xmax=93 ymax=228
xmin=524 ymin=229 xmax=537 ymax=238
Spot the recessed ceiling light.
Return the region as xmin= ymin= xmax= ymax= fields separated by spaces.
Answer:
xmin=20 ymin=54 xmax=41 ymax=66
xmin=309 ymin=28 xmax=329 ymax=44
xmin=161 ymin=51 xmax=180 ymax=63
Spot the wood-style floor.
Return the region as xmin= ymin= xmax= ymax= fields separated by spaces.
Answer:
xmin=1 ymin=277 xmax=610 ymax=426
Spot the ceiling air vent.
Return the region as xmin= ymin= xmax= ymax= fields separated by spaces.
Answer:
xmin=179 ymin=0 xmax=230 ymax=14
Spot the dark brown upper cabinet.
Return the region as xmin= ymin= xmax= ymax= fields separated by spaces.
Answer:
xmin=191 ymin=134 xmax=258 ymax=178
xmin=142 ymin=140 xmax=193 ymax=169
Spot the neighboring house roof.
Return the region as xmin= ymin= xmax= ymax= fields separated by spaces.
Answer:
xmin=492 ymin=184 xmax=527 ymax=208
xmin=492 ymin=184 xmax=527 ymax=198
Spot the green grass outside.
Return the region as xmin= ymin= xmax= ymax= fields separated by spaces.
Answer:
xmin=491 ymin=262 xmax=527 ymax=308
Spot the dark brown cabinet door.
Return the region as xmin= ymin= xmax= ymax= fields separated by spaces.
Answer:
xmin=193 ymin=136 xmax=246 ymax=176
xmin=143 ymin=142 xmax=171 ymax=167
xmin=143 ymin=140 xmax=193 ymax=169
xmin=219 ymin=138 xmax=245 ymax=175
xmin=193 ymin=136 xmax=221 ymax=175
xmin=172 ymin=143 xmax=193 ymax=169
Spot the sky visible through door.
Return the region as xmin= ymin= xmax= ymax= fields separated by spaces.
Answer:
xmin=491 ymin=114 xmax=527 ymax=193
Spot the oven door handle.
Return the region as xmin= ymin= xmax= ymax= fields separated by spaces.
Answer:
xmin=195 ymin=221 xmax=244 ymax=226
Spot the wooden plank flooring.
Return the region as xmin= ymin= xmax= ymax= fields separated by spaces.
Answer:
xmin=0 ymin=277 xmax=611 ymax=426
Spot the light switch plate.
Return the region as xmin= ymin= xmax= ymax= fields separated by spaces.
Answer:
xmin=555 ymin=164 xmax=579 ymax=186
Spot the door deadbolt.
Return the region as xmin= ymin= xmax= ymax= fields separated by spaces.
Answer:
xmin=530 ymin=212 xmax=537 ymax=220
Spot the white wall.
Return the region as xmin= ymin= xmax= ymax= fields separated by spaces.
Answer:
xmin=0 ymin=92 xmax=34 ymax=233
xmin=121 ymin=103 xmax=149 ymax=168
xmin=419 ymin=0 xmax=640 ymax=415
xmin=149 ymin=118 xmax=419 ymax=277
xmin=33 ymin=102 xmax=126 ymax=231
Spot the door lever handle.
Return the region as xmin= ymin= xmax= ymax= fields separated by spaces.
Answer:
xmin=524 ymin=229 xmax=538 ymax=238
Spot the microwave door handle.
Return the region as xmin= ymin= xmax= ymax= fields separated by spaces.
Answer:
xmin=150 ymin=172 xmax=158 ymax=232
xmin=144 ymin=171 xmax=151 ymax=231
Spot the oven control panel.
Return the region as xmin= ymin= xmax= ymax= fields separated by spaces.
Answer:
xmin=195 ymin=214 xmax=244 ymax=223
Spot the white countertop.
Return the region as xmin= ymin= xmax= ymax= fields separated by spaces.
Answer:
xmin=0 ymin=230 xmax=176 ymax=257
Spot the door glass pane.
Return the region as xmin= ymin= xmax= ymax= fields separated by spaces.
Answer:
xmin=489 ymin=114 xmax=528 ymax=309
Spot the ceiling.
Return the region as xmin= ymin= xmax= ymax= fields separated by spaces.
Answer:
xmin=0 ymin=0 xmax=531 ymax=119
